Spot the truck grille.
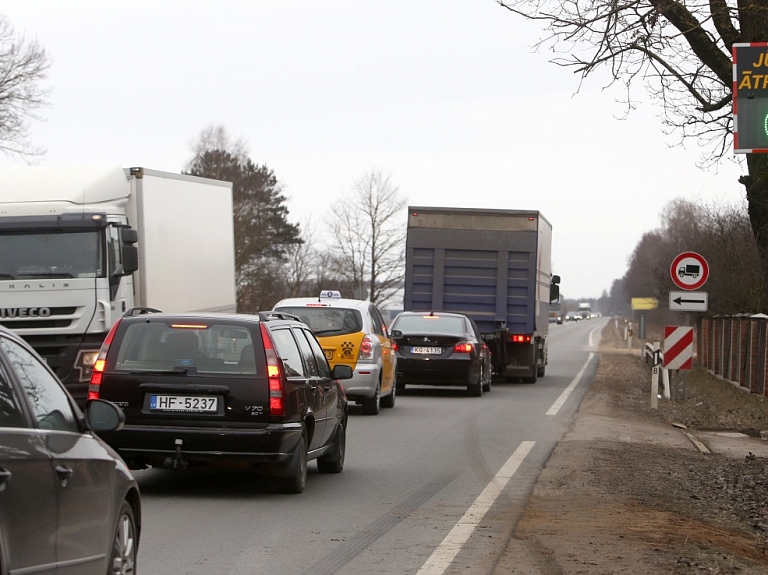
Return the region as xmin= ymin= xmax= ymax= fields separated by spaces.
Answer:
xmin=0 ymin=307 xmax=77 ymax=329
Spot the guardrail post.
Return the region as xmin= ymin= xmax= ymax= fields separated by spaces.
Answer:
xmin=650 ymin=342 xmax=660 ymax=409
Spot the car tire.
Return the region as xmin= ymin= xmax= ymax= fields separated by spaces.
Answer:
xmin=482 ymin=366 xmax=492 ymax=393
xmin=362 ymin=381 xmax=381 ymax=415
xmin=467 ymin=371 xmax=483 ymax=397
xmin=381 ymin=377 xmax=396 ymax=408
xmin=317 ymin=420 xmax=346 ymax=473
xmin=109 ymin=500 xmax=138 ymax=575
xmin=279 ymin=434 xmax=308 ymax=494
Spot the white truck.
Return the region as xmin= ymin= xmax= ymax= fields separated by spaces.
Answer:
xmin=0 ymin=165 xmax=237 ymax=404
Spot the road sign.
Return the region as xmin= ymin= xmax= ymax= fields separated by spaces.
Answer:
xmin=663 ymin=325 xmax=694 ymax=370
xmin=670 ymin=252 xmax=709 ymax=290
xmin=733 ymin=44 xmax=768 ymax=153
xmin=631 ymin=297 xmax=658 ymax=310
xmin=669 ymin=291 xmax=708 ymax=312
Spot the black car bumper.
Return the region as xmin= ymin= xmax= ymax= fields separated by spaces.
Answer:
xmin=396 ymin=356 xmax=478 ymax=386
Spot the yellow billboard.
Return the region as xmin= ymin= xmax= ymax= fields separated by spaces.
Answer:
xmin=631 ymin=297 xmax=658 ymax=310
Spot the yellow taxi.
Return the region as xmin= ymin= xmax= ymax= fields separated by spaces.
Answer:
xmin=273 ymin=291 xmax=397 ymax=415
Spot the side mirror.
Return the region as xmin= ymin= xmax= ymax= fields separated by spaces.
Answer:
xmin=549 ymin=275 xmax=561 ymax=304
xmin=84 ymin=399 xmax=125 ymax=432
xmin=120 ymin=227 xmax=139 ymax=275
xmin=390 ymin=329 xmax=403 ymax=339
xmin=332 ymin=364 xmax=354 ymax=380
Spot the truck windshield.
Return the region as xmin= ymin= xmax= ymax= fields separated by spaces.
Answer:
xmin=0 ymin=231 xmax=104 ymax=279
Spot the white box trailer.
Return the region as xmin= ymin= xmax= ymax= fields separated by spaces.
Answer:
xmin=0 ymin=165 xmax=237 ymax=403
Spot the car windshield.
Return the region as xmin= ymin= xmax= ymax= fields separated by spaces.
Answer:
xmin=392 ymin=314 xmax=466 ymax=335
xmin=275 ymin=306 xmax=363 ymax=337
xmin=113 ymin=322 xmax=258 ymax=374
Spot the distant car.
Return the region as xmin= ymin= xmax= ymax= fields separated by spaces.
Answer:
xmin=87 ymin=310 xmax=352 ymax=494
xmin=549 ymin=313 xmax=563 ymax=324
xmin=0 ymin=324 xmax=140 ymax=574
xmin=389 ymin=311 xmax=492 ymax=396
xmin=565 ymin=312 xmax=580 ymax=322
xmin=273 ymin=291 xmax=397 ymax=415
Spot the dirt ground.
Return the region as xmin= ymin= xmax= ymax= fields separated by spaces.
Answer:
xmin=498 ymin=320 xmax=768 ymax=574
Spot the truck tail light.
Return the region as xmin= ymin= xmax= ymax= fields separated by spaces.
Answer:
xmin=453 ymin=342 xmax=474 ymax=354
xmin=510 ymin=334 xmax=532 ymax=343
xmin=358 ymin=335 xmax=374 ymax=362
xmin=88 ymin=319 xmax=122 ymax=399
xmin=260 ymin=323 xmax=285 ymax=416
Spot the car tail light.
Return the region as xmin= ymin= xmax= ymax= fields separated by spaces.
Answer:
xmin=391 ymin=341 xmax=399 ymax=352
xmin=88 ymin=319 xmax=122 ymax=399
xmin=358 ymin=335 xmax=374 ymax=362
xmin=510 ymin=334 xmax=532 ymax=343
xmin=453 ymin=342 xmax=474 ymax=354
xmin=260 ymin=323 xmax=285 ymax=416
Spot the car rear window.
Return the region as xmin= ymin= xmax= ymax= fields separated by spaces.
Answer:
xmin=113 ymin=322 xmax=259 ymax=374
xmin=391 ymin=315 xmax=466 ymax=335
xmin=275 ymin=306 xmax=363 ymax=337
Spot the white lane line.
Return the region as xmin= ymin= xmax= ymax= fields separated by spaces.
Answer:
xmin=416 ymin=441 xmax=536 ymax=575
xmin=546 ymin=353 xmax=594 ymax=416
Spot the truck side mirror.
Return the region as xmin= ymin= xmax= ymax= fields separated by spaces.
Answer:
xmin=549 ymin=275 xmax=561 ymax=304
xmin=120 ymin=227 xmax=139 ymax=275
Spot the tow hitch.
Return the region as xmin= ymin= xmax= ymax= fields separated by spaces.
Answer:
xmin=164 ymin=438 xmax=188 ymax=469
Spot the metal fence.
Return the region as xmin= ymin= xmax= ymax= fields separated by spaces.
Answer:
xmin=698 ymin=315 xmax=768 ymax=397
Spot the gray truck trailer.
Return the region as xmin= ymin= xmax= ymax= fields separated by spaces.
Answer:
xmin=404 ymin=206 xmax=560 ymax=383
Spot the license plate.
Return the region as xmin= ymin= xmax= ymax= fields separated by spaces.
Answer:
xmin=149 ymin=395 xmax=218 ymax=412
xmin=412 ymin=346 xmax=441 ymax=355
xmin=324 ymin=349 xmax=334 ymax=360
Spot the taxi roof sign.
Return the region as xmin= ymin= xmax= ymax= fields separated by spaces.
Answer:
xmin=318 ymin=290 xmax=342 ymax=299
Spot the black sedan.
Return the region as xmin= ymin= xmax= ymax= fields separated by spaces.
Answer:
xmin=390 ymin=311 xmax=492 ymax=397
xmin=0 ymin=325 xmax=140 ymax=575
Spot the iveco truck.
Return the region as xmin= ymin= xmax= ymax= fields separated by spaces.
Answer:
xmin=0 ymin=165 xmax=237 ymax=403
xmin=404 ymin=206 xmax=559 ymax=383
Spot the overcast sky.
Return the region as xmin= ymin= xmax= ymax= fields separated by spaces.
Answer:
xmin=0 ymin=1 xmax=745 ymax=301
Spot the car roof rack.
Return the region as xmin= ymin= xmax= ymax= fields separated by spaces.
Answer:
xmin=123 ymin=307 xmax=163 ymax=317
xmin=258 ymin=311 xmax=301 ymax=322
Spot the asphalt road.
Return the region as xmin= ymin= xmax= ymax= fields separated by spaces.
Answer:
xmin=133 ymin=318 xmax=607 ymax=575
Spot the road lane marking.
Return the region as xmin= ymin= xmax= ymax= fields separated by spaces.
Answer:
xmin=416 ymin=441 xmax=536 ymax=575
xmin=546 ymin=353 xmax=594 ymax=416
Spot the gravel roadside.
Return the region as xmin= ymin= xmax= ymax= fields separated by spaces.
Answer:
xmin=493 ymin=320 xmax=768 ymax=574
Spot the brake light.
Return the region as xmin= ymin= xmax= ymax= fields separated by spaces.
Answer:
xmin=358 ymin=335 xmax=374 ymax=361
xmin=510 ymin=334 xmax=532 ymax=343
xmin=260 ymin=323 xmax=285 ymax=416
xmin=391 ymin=341 xmax=399 ymax=352
xmin=88 ymin=319 xmax=122 ymax=399
xmin=453 ymin=342 xmax=474 ymax=353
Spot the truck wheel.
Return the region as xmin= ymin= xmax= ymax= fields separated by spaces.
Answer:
xmin=362 ymin=381 xmax=381 ymax=415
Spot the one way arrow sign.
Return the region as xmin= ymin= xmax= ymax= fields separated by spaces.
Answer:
xmin=669 ymin=291 xmax=708 ymax=312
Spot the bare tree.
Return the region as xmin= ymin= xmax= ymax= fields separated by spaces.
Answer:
xmin=495 ymin=0 xmax=768 ymax=298
xmin=0 ymin=15 xmax=50 ymax=159
xmin=325 ymin=170 xmax=406 ymax=305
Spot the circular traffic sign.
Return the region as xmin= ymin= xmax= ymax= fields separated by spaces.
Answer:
xmin=670 ymin=252 xmax=709 ymax=290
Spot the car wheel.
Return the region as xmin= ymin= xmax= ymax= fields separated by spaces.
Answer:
xmin=381 ymin=376 xmax=396 ymax=408
xmin=482 ymin=366 xmax=492 ymax=393
xmin=109 ymin=500 xmax=138 ymax=575
xmin=467 ymin=371 xmax=483 ymax=397
xmin=362 ymin=381 xmax=381 ymax=415
xmin=279 ymin=434 xmax=308 ymax=494
xmin=317 ymin=420 xmax=346 ymax=473
xmin=537 ymin=364 xmax=546 ymax=377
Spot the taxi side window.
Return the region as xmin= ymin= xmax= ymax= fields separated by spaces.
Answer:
xmin=369 ymin=305 xmax=384 ymax=336
xmin=293 ymin=327 xmax=320 ymax=377
xmin=302 ymin=329 xmax=332 ymax=379
xmin=0 ymin=336 xmax=79 ymax=433
xmin=269 ymin=328 xmax=306 ymax=378
xmin=374 ymin=306 xmax=389 ymax=337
